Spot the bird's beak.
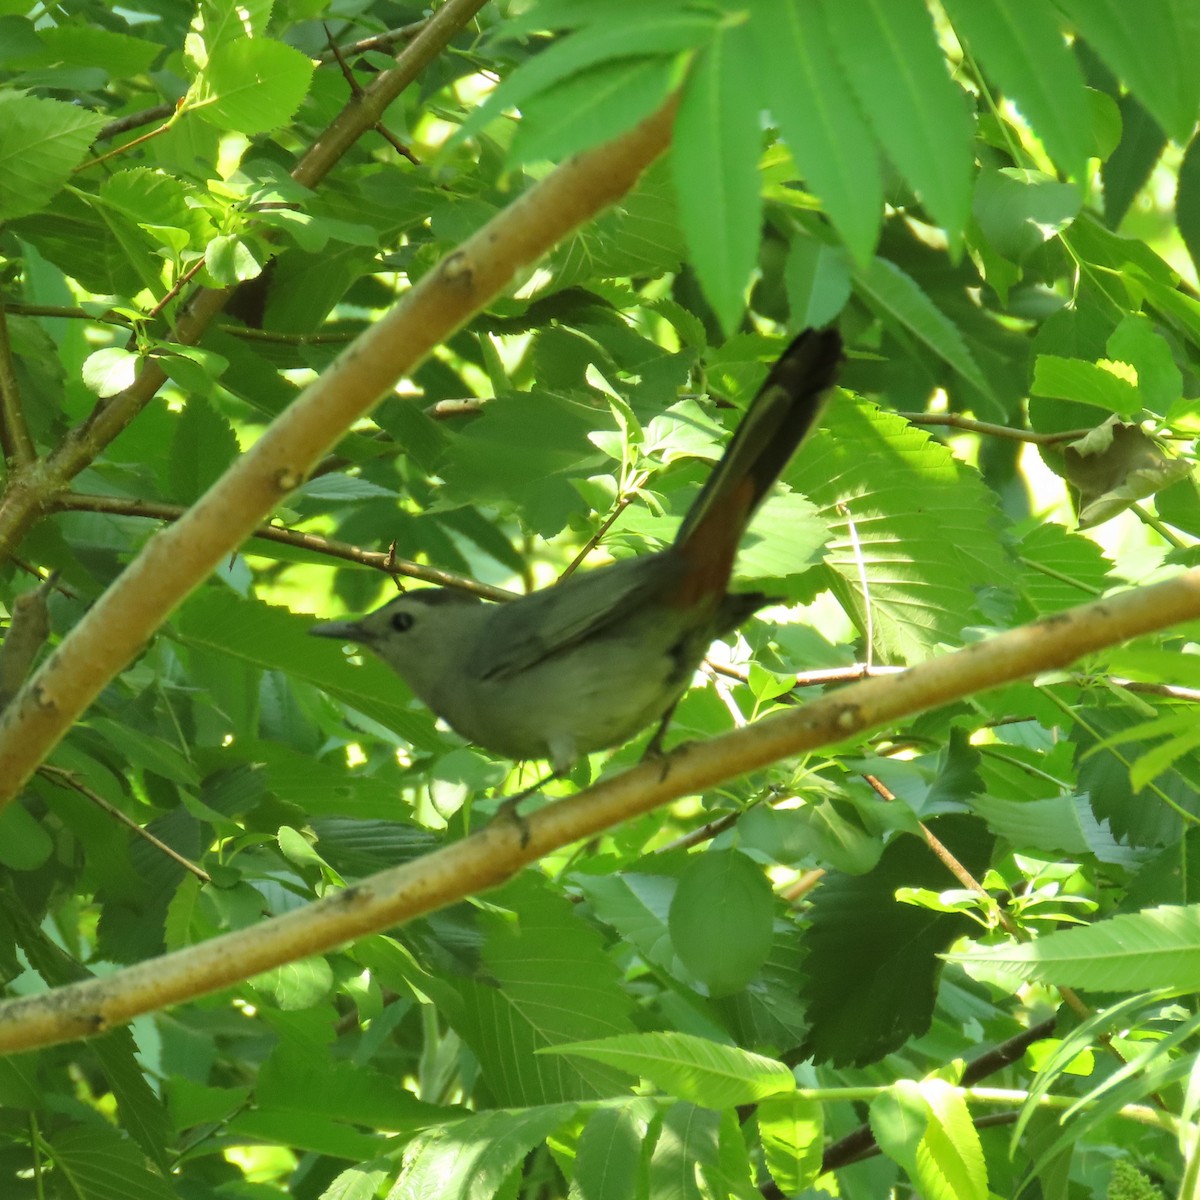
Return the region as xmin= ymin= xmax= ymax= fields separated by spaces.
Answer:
xmin=309 ymin=619 xmax=369 ymax=642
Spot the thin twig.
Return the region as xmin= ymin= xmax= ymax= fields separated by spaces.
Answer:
xmin=426 ymin=397 xmax=487 ymax=419
xmin=1131 ymin=502 xmax=1189 ymax=550
xmin=53 ymin=492 xmax=516 ymax=602
xmin=559 ymin=470 xmax=651 ymax=580
xmin=900 ymin=411 xmax=1092 ymax=445
xmin=1104 ymin=677 xmax=1200 ymax=703
xmin=709 ymin=661 xmax=905 ymax=691
xmin=660 ymin=809 xmax=744 ymax=852
xmin=0 ymin=305 xmax=35 ymax=468
xmin=9 ymin=559 xmax=77 ymax=598
xmin=96 ymin=101 xmax=178 ymax=143
xmin=863 ymin=773 xmax=994 ymax=897
xmin=317 ymin=20 xmax=430 ymax=62
xmin=78 ymin=100 xmax=184 ymax=170
xmin=37 ymin=765 xmax=211 ymax=883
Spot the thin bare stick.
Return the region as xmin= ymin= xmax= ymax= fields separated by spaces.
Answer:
xmin=900 ymin=411 xmax=1091 ymax=445
xmin=96 ymin=102 xmax=178 ymax=143
xmin=1105 ymin=677 xmax=1200 ymax=703
xmin=317 ymin=21 xmax=429 ymax=62
xmin=559 ymin=470 xmax=651 ymax=580
xmin=54 ymin=492 xmax=516 ymax=601
xmin=37 ymin=766 xmax=211 ymax=883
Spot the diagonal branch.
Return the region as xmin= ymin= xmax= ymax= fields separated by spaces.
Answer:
xmin=0 ymin=95 xmax=681 ymax=810
xmin=0 ymin=564 xmax=1197 ymax=1052
xmin=0 ymin=0 xmax=491 ymax=557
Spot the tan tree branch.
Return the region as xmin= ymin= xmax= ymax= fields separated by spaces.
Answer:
xmin=0 ymin=566 xmax=1197 ymax=1053
xmin=0 ymin=96 xmax=681 ymax=809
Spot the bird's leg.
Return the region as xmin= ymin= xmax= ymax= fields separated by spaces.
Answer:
xmin=639 ymin=700 xmax=681 ymax=780
xmin=491 ymin=772 xmax=557 ymax=847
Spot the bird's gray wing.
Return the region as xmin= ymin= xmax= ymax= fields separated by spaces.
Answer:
xmin=469 ymin=552 xmax=684 ymax=681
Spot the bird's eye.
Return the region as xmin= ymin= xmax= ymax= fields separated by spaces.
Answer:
xmin=390 ymin=611 xmax=415 ymax=633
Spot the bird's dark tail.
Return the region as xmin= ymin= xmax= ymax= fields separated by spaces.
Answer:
xmin=674 ymin=327 xmax=843 ymax=552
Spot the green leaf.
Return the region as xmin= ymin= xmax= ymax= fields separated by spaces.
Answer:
xmin=801 ymin=817 xmax=993 ymax=1065
xmin=1030 ymin=355 xmax=1143 ymax=416
xmin=98 ymin=167 xmax=201 ymax=247
xmin=205 ymin=233 xmax=264 ymax=284
xmin=229 ymin=1108 xmax=385 ymax=1161
xmin=0 ymin=801 xmax=53 ymax=869
xmin=82 ymin=346 xmax=140 ymax=397
xmin=941 ymin=0 xmax=1091 ymax=179
xmin=44 ymin=1124 xmax=175 ymax=1200
xmin=757 ymin=1093 xmax=823 ymax=1194
xmin=458 ymin=9 xmax=716 ymax=147
xmin=1106 ymin=312 xmax=1182 ymax=414
xmin=165 ymin=396 xmax=240 ymax=503
xmin=852 ymin=257 xmax=992 ymax=399
xmin=442 ymin=875 xmax=638 ymax=1105
xmin=251 ymin=955 xmax=334 ymax=1010
xmin=869 ymin=1081 xmax=929 ymax=1176
xmin=394 ymin=1105 xmax=579 ymax=1200
xmin=550 ymin=158 xmax=685 ymax=288
xmin=1177 ymin=132 xmax=1200 ymax=286
xmin=1128 ymin=720 xmax=1200 ymax=793
xmin=1058 ymin=0 xmax=1200 ymax=142
xmin=191 ymin=37 xmax=314 ymax=133
xmin=1102 ymin=93 xmax=1167 ymax=228
xmin=0 ymin=92 xmax=106 ymax=221
xmin=953 ymin=904 xmax=1200 ymax=990
xmin=672 ymin=17 xmax=763 ymax=333
xmin=318 ymin=1162 xmax=392 ymax=1200
xmin=87 ymin=718 xmax=198 ymax=787
xmin=509 ymin=56 xmax=676 ymax=165
xmin=573 ymin=1104 xmax=652 ymax=1200
xmin=751 ymin=0 xmax=883 ymax=263
xmin=545 ymin=1031 xmax=794 ymax=1108
xmin=972 ymin=169 xmax=1081 ymax=261
xmin=822 ymin=0 xmax=973 ymax=242
xmin=33 ymin=24 xmax=162 ymax=78
xmin=793 ymin=397 xmax=1010 ymax=661
xmin=649 ymin=1102 xmax=722 ymax=1200
xmin=785 ymin=238 xmax=853 ymax=328
xmin=254 ymin=1046 xmax=452 ymax=1132
xmin=1016 ymin=522 xmax=1113 ymax=617
xmin=668 ymin=849 xmax=774 ymax=995
xmin=915 ymin=1078 xmax=988 ymax=1200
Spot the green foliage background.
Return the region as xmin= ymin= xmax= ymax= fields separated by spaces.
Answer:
xmin=2 ymin=0 xmax=1200 ymax=1196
